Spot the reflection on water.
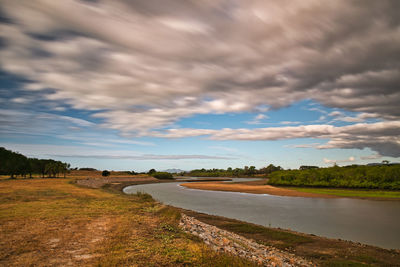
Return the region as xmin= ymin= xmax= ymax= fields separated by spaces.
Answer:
xmin=124 ymin=179 xmax=400 ymax=249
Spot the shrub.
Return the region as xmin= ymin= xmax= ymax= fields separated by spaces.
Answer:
xmin=152 ymin=172 xmax=173 ymax=180
xmin=102 ymin=170 xmax=110 ymax=177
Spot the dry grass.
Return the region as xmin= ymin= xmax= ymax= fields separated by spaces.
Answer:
xmin=0 ymin=178 xmax=255 ymax=266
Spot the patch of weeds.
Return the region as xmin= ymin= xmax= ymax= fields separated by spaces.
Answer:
xmin=157 ymin=206 xmax=181 ymax=222
xmin=323 ymin=260 xmax=371 ymax=267
xmin=222 ymin=222 xmax=312 ymax=249
xmin=350 ymin=254 xmax=379 ymax=264
xmin=160 ymin=223 xmax=179 ymax=233
xmin=135 ymin=191 xmax=154 ymax=202
xmin=142 ymin=205 xmax=160 ymax=213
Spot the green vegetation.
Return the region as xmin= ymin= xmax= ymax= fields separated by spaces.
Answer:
xmin=0 ymin=147 xmax=70 ymax=178
xmin=220 ymin=222 xmax=312 ymax=249
xmin=152 ymin=172 xmax=174 ymax=180
xmin=186 ymin=164 xmax=282 ymax=177
xmin=268 ymin=165 xmax=400 ymax=190
xmin=289 ymin=187 xmax=400 ymax=199
xmin=102 ymin=170 xmax=111 ymax=177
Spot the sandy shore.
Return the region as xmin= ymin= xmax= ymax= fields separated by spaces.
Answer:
xmin=180 ymin=181 xmax=337 ymax=198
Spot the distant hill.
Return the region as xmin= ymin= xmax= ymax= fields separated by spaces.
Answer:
xmin=164 ymin=169 xmax=184 ymax=173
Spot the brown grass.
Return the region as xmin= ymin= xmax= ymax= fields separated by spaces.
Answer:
xmin=0 ymin=178 xmax=256 ymax=266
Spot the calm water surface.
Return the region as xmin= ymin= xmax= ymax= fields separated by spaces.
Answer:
xmin=124 ymin=179 xmax=400 ymax=249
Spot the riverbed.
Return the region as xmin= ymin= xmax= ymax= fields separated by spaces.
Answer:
xmin=123 ymin=179 xmax=400 ymax=249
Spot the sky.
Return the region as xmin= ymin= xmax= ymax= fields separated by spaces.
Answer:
xmin=0 ymin=0 xmax=399 ymax=171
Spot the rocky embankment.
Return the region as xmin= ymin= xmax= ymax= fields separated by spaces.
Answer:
xmin=180 ymin=214 xmax=314 ymax=267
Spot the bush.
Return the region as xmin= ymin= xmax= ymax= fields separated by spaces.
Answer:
xmin=102 ymin=170 xmax=110 ymax=177
xmin=152 ymin=172 xmax=173 ymax=180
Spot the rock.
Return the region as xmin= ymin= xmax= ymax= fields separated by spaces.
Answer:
xmin=179 ymin=214 xmax=314 ymax=267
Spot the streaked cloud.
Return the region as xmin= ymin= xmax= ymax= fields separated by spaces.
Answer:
xmin=152 ymin=120 xmax=400 ymax=157
xmin=0 ymin=0 xmax=399 ymax=135
xmin=0 ymin=0 xmax=399 ymax=167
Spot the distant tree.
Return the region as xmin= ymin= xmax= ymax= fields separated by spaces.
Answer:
xmin=261 ymin=164 xmax=282 ymax=174
xmin=299 ymin=165 xmax=319 ymax=170
xmin=148 ymin=169 xmax=156 ymax=175
xmin=382 ymin=160 xmax=389 ymax=165
xmin=152 ymin=172 xmax=173 ymax=179
xmin=102 ymin=170 xmax=110 ymax=177
xmin=79 ymin=167 xmax=97 ymax=171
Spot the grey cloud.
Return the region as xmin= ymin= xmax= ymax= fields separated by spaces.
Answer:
xmin=0 ymin=1 xmax=399 ymax=141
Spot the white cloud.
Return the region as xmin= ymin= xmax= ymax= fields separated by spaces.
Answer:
xmin=323 ymin=156 xmax=355 ymax=165
xmin=246 ymin=113 xmax=269 ymax=124
xmin=152 ymin=120 xmax=400 ymax=157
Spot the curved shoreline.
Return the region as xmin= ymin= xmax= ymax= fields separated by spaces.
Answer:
xmin=180 ymin=181 xmax=337 ymax=198
xmin=105 ymin=178 xmax=400 ymax=266
xmin=179 ymin=180 xmax=400 ymax=201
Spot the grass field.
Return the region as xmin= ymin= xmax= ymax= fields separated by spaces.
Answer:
xmin=1 ymin=176 xmax=399 ymax=266
xmin=288 ymin=187 xmax=400 ymax=199
xmin=0 ymin=178 xmax=254 ymax=266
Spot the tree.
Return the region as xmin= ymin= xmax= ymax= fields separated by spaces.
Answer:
xmin=152 ymin=172 xmax=173 ymax=179
xmin=148 ymin=169 xmax=156 ymax=175
xmin=102 ymin=170 xmax=110 ymax=177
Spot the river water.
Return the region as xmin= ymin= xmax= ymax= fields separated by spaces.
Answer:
xmin=123 ymin=179 xmax=400 ymax=249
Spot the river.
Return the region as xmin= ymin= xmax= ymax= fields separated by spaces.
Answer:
xmin=123 ymin=179 xmax=400 ymax=249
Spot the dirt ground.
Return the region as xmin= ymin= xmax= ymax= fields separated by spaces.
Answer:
xmin=181 ymin=180 xmax=337 ymax=198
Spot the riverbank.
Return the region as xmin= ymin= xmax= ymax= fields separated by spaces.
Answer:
xmin=181 ymin=180 xmax=400 ymax=200
xmin=115 ymin=180 xmax=400 ymax=266
xmin=180 ymin=214 xmax=313 ymax=266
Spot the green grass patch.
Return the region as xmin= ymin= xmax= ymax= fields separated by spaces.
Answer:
xmin=289 ymin=187 xmax=400 ymax=199
xmin=221 ymin=222 xmax=312 ymax=249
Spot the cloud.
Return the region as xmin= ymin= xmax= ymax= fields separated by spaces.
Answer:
xmin=246 ymin=113 xmax=269 ymax=125
xmin=52 ymin=154 xmax=235 ymax=160
xmin=323 ymin=156 xmax=355 ymax=165
xmin=0 ymin=0 xmax=399 ymax=137
xmin=0 ymin=109 xmax=95 ymax=136
xmin=152 ymin=120 xmax=400 ymax=157
xmin=287 ymin=143 xmax=320 ymax=148
xmin=0 ymin=143 xmax=234 ymax=160
xmin=328 ymin=111 xmax=380 ymax=123
xmin=360 ymin=153 xmax=382 ymax=160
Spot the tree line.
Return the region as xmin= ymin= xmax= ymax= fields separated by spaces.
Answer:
xmin=183 ymin=164 xmax=283 ymax=177
xmin=268 ymin=164 xmax=400 ymax=190
xmin=0 ymin=147 xmax=70 ymax=178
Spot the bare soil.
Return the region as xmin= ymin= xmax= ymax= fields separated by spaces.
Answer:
xmin=181 ymin=180 xmax=336 ymax=198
